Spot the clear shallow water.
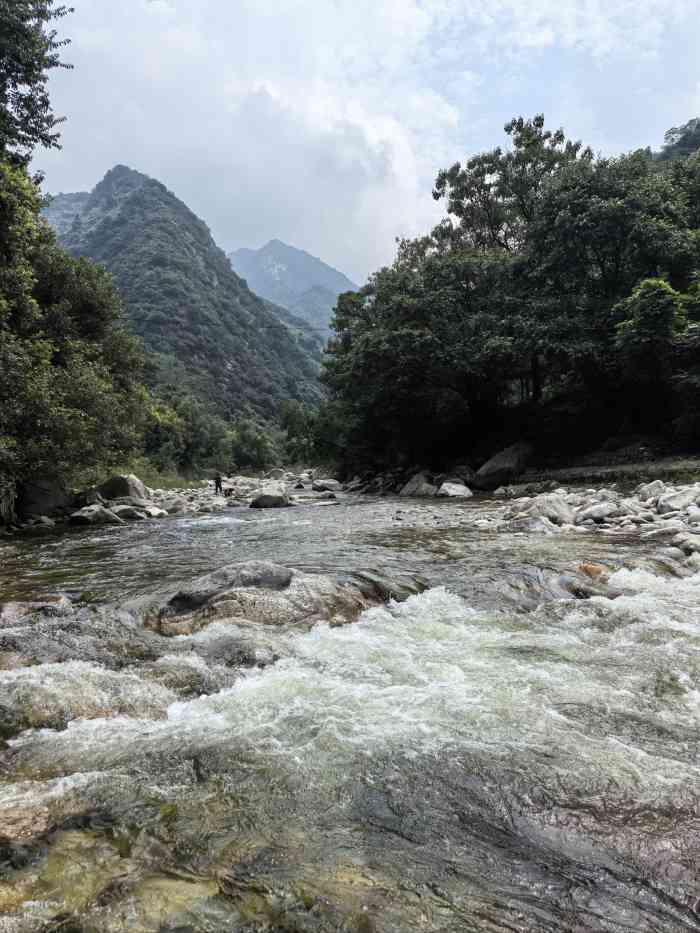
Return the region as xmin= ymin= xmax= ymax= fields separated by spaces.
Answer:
xmin=1 ymin=496 xmax=699 ymax=931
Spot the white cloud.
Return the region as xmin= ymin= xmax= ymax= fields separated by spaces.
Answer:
xmin=37 ymin=0 xmax=700 ymax=281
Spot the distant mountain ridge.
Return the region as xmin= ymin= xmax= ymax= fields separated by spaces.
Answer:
xmin=44 ymin=166 xmax=324 ymax=421
xmin=229 ymin=239 xmax=358 ymax=337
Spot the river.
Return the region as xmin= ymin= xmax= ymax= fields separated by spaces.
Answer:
xmin=1 ymin=494 xmax=699 ymax=931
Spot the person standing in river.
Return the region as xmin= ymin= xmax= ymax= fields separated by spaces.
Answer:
xmin=214 ymin=472 xmax=223 ymax=496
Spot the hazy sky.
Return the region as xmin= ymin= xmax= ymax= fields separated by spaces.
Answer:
xmin=36 ymin=0 xmax=700 ymax=283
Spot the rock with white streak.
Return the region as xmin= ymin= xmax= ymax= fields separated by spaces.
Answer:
xmin=436 ymin=482 xmax=473 ymax=499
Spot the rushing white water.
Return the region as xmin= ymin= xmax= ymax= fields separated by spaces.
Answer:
xmin=8 ymin=570 xmax=700 ymax=806
xmin=3 ymin=496 xmax=700 ymax=932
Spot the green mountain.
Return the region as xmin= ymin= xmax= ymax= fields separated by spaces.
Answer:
xmin=44 ymin=167 xmax=324 ymax=421
xmin=229 ymin=239 xmax=358 ymax=337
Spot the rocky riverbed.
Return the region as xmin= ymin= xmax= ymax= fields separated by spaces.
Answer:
xmin=1 ymin=481 xmax=700 ymax=931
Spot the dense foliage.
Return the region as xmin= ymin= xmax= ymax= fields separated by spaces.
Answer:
xmin=322 ymin=116 xmax=700 ymax=471
xmin=0 ymin=161 xmax=145 ymax=488
xmin=0 ymin=1 xmax=153 ymax=515
xmin=0 ymin=0 xmax=72 ymax=163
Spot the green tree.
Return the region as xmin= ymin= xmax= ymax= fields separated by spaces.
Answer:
xmin=432 ymin=115 xmax=592 ymax=253
xmin=229 ymin=419 xmax=278 ymax=471
xmin=0 ymin=0 xmax=72 ymax=163
xmin=615 ymin=279 xmax=686 ymax=381
xmin=657 ymin=118 xmax=700 ymax=162
xmin=322 ymin=115 xmax=700 ymax=468
xmin=0 ymin=159 xmax=145 ymax=485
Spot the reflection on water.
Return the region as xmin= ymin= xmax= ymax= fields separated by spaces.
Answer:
xmin=1 ymin=497 xmax=699 ymax=931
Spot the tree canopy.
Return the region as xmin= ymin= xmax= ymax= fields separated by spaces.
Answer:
xmin=0 ymin=0 xmax=72 ymax=163
xmin=322 ymin=117 xmax=700 ymax=471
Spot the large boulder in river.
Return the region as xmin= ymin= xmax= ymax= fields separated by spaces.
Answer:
xmin=509 ymin=493 xmax=574 ymax=526
xmin=97 ymin=473 xmax=147 ymax=501
xmin=16 ymin=477 xmax=70 ymax=519
xmin=399 ymin=473 xmax=438 ymax=497
xmin=250 ymin=483 xmax=290 ymax=508
xmin=473 ymin=443 xmax=533 ymax=490
xmin=436 ymin=482 xmax=473 ymax=499
xmin=69 ymin=504 xmax=125 ymax=526
xmin=134 ymin=560 xmax=427 ymax=636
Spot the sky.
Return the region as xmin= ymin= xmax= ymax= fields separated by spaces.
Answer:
xmin=36 ymin=0 xmax=700 ymax=284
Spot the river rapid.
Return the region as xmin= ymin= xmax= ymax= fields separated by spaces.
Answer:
xmin=1 ymin=494 xmax=699 ymax=932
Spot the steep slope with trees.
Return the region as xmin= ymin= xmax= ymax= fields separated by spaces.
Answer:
xmin=229 ymin=239 xmax=358 ymax=338
xmin=44 ymin=168 xmax=324 ymax=422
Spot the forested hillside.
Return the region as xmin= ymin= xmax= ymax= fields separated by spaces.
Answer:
xmin=318 ymin=116 xmax=700 ymax=471
xmin=45 ymin=167 xmax=324 ymax=421
xmin=230 ymin=239 xmax=358 ymax=338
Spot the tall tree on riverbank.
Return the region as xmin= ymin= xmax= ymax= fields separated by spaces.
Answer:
xmin=0 ymin=0 xmax=73 ymax=163
xmin=0 ymin=3 xmax=148 ymax=514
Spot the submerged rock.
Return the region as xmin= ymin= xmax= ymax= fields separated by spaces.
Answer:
xmin=0 ymin=661 xmax=176 ymax=738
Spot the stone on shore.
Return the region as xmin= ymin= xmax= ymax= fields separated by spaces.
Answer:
xmin=474 ymin=442 xmax=533 ymax=490
xmin=656 ymin=486 xmax=700 ymax=515
xmin=575 ymin=501 xmax=622 ymax=524
xmin=636 ymin=479 xmax=666 ymax=501
xmin=399 ymin=473 xmax=438 ymax=497
xmin=110 ymin=504 xmax=147 ymax=521
xmin=97 ymin=473 xmax=148 ymax=502
xmin=69 ymin=504 xmax=125 ymax=526
xmin=250 ymin=483 xmax=290 ymax=509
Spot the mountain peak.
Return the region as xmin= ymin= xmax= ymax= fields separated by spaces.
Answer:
xmin=229 ymin=240 xmax=357 ymax=336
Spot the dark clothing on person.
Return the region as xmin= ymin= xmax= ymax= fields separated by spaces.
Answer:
xmin=214 ymin=474 xmax=223 ymax=495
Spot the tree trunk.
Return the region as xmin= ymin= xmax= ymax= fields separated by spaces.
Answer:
xmin=0 ymin=475 xmax=16 ymax=525
xmin=531 ymin=355 xmax=542 ymax=403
